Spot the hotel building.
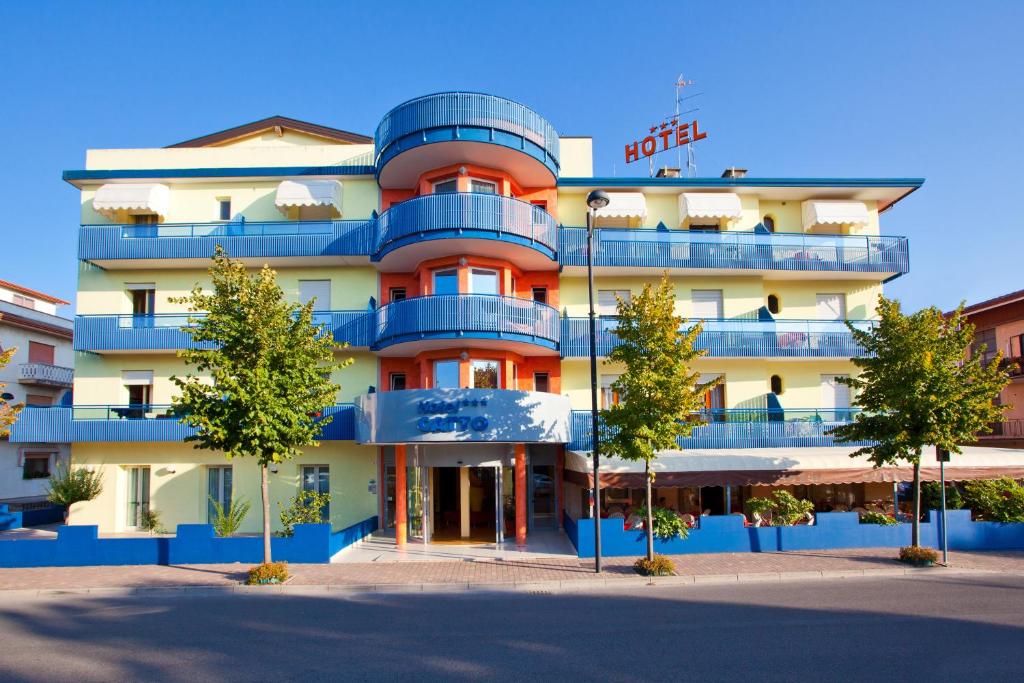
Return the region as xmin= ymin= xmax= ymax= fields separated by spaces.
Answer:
xmin=18 ymin=91 xmax=982 ymax=546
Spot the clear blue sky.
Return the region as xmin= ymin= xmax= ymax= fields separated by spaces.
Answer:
xmin=1 ymin=1 xmax=1021 ymax=313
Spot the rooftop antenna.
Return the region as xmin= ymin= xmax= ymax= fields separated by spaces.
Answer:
xmin=675 ymin=74 xmax=698 ymax=177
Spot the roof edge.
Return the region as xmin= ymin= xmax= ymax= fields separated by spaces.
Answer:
xmin=167 ymin=115 xmax=372 ymax=148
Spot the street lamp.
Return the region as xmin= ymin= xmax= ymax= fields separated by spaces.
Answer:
xmin=586 ymin=189 xmax=610 ymax=573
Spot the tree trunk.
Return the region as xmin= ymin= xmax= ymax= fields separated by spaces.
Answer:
xmin=645 ymin=460 xmax=654 ymax=562
xmin=911 ymin=461 xmax=921 ymax=548
xmin=261 ymin=463 xmax=272 ymax=565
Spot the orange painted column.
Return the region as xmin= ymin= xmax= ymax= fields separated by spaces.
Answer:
xmin=515 ymin=444 xmax=527 ymax=546
xmin=395 ymin=445 xmax=408 ymax=547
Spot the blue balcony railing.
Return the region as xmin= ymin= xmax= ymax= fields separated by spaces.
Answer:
xmin=569 ymin=409 xmax=869 ymax=451
xmin=372 ymin=294 xmax=559 ymax=351
xmin=79 ymin=219 xmax=374 ymax=262
xmin=10 ymin=405 xmax=356 ymax=443
xmin=559 ymin=228 xmax=909 ymax=276
xmin=373 ymin=192 xmax=558 ymax=261
xmin=374 ymin=92 xmax=560 ymax=179
xmin=561 ymin=318 xmax=873 ymax=358
xmin=74 ymin=311 xmax=372 ymax=352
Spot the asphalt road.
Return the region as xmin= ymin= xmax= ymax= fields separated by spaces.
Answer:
xmin=0 ymin=573 xmax=1021 ymax=682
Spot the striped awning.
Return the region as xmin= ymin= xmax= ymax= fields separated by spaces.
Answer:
xmin=275 ymin=180 xmax=343 ymax=216
xmin=678 ymin=192 xmax=743 ymax=222
xmin=93 ymin=183 xmax=170 ymax=219
xmin=801 ymin=200 xmax=870 ymax=229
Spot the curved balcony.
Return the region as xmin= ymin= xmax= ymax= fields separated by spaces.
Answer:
xmin=561 ymin=318 xmax=873 ymax=358
xmin=559 ymin=228 xmax=909 ymax=280
xmin=74 ymin=312 xmax=371 ymax=353
xmin=374 ymin=92 xmax=560 ymax=188
xmin=373 ymin=192 xmax=558 ymax=271
xmin=372 ymin=294 xmax=559 ymax=356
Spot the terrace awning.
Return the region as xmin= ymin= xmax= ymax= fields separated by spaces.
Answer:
xmin=93 ymin=183 xmax=170 ymax=219
xmin=564 ymin=447 xmax=1024 ymax=488
xmin=678 ymin=192 xmax=743 ymax=222
xmin=801 ymin=200 xmax=870 ymax=229
xmin=594 ymin=192 xmax=647 ymax=220
xmin=274 ymin=180 xmax=343 ymax=216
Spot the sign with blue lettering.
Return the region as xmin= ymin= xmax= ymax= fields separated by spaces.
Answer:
xmin=354 ymin=388 xmax=570 ymax=445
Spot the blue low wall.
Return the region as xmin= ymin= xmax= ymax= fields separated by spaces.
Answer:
xmin=565 ymin=510 xmax=1024 ymax=558
xmin=0 ymin=505 xmax=22 ymax=532
xmin=0 ymin=516 xmax=379 ymax=568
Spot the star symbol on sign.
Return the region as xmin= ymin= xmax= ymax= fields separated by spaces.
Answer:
xmin=671 ymin=118 xmax=679 ymax=127
xmin=660 ymin=121 xmax=668 ymax=130
xmin=649 ymin=126 xmax=657 ymax=134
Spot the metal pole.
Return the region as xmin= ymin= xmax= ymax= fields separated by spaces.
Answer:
xmin=587 ymin=208 xmax=602 ymax=573
xmin=940 ymin=457 xmax=948 ymax=565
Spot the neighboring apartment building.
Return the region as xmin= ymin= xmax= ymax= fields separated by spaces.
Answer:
xmin=959 ymin=289 xmax=1024 ymax=447
xmin=0 ymin=280 xmax=73 ymax=503
xmin=25 ymin=91 xmax=1018 ymax=544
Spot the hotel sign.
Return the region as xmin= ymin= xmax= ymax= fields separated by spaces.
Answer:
xmin=625 ymin=118 xmax=707 ymax=164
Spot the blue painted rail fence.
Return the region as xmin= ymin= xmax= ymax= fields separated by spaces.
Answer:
xmin=0 ymin=517 xmax=379 ymax=568
xmin=561 ymin=317 xmax=873 ymax=358
xmin=565 ymin=510 xmax=1024 ymax=558
xmin=559 ymin=227 xmax=910 ymax=275
xmin=372 ymin=294 xmax=560 ymax=351
xmin=569 ymin=409 xmax=870 ymax=451
xmin=373 ymin=192 xmax=558 ymax=260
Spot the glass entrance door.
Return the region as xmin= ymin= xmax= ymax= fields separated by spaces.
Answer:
xmin=529 ymin=464 xmax=557 ymax=529
xmin=407 ymin=465 xmax=430 ymax=543
xmin=126 ymin=466 xmax=150 ymax=529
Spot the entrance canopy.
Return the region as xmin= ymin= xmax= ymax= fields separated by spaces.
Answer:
xmin=564 ymin=447 xmax=1024 ymax=488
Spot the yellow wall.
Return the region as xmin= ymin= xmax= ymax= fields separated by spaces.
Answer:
xmin=84 ymin=143 xmax=374 ymax=171
xmin=558 ymin=138 xmax=593 ymax=178
xmin=69 ymin=441 xmax=377 ymax=533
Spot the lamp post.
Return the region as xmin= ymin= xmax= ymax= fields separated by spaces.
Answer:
xmin=586 ymin=189 xmax=610 ymax=573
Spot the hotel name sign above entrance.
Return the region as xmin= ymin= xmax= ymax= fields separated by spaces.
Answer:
xmin=624 ymin=118 xmax=708 ymax=164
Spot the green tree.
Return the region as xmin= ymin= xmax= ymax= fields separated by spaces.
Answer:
xmin=830 ymin=297 xmax=1011 ymax=548
xmin=0 ymin=336 xmax=22 ymax=438
xmin=46 ymin=463 xmax=103 ymax=523
xmin=171 ymin=247 xmax=349 ymax=564
xmin=600 ymin=275 xmax=717 ymax=562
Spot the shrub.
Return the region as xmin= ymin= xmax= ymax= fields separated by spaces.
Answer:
xmin=46 ymin=464 xmax=103 ymax=520
xmin=210 ymin=496 xmax=251 ymax=537
xmin=921 ymin=481 xmax=964 ymax=512
xmin=635 ymin=506 xmax=689 ymax=541
xmin=247 ymin=561 xmax=290 ymax=585
xmin=899 ymin=545 xmax=938 ymax=566
xmin=633 ymin=554 xmax=677 ymax=576
xmin=860 ymin=510 xmax=898 ymax=526
xmin=140 ymin=508 xmax=168 ymax=534
xmin=747 ymin=491 xmax=814 ymax=526
xmin=961 ymin=478 xmax=1024 ymax=522
xmin=278 ymin=489 xmax=330 ymax=537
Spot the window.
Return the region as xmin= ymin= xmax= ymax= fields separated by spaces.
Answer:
xmin=123 ymin=370 xmax=154 ymax=415
xmin=12 ymin=294 xmax=35 ymax=309
xmin=434 ymin=359 xmax=460 ymax=389
xmin=767 ymin=294 xmax=781 ymax=315
xmin=389 ymin=373 xmax=407 ymax=391
xmin=601 ymin=374 xmax=621 ymax=408
xmin=763 ymin=215 xmax=776 ymax=232
xmin=26 ymin=394 xmax=52 ymax=406
xmin=302 ymin=465 xmax=330 ymax=521
xmin=389 ymin=287 xmax=407 ymax=302
xmin=690 ymin=223 xmax=720 ymax=232
xmin=700 ymin=374 xmax=725 ymax=413
xmin=126 ymin=284 xmax=156 ymax=318
xmin=816 ymin=293 xmax=847 ymax=321
xmin=534 ymin=372 xmax=550 ymax=393
xmin=972 ymin=328 xmax=998 ymax=363
xmin=28 ymin=341 xmax=55 ymax=365
xmin=126 ymin=466 xmax=151 ymax=528
xmin=132 ymin=214 xmax=158 ymax=225
xmin=207 ymin=466 xmax=232 ymax=523
xmin=469 ymin=179 xmax=497 ymax=194
xmin=598 ymin=290 xmax=630 ymax=316
xmin=433 ymin=178 xmax=458 ymax=194
xmin=469 ymin=268 xmax=499 ymax=295
xmin=770 ymin=375 xmax=784 ymax=395
xmin=218 ymin=198 xmax=232 ymax=221
xmin=821 ymin=374 xmax=851 ymax=414
xmin=433 ymin=269 xmax=459 ymax=296
xmin=299 ymin=280 xmax=331 ymax=310
xmin=532 ymin=287 xmax=548 ymax=304
xmin=692 ymin=290 xmax=724 ymax=319
xmin=471 ymin=360 xmax=500 ymax=388
xmin=22 ymin=453 xmax=51 ymax=480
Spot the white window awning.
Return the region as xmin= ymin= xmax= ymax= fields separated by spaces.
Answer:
xmin=802 ymin=200 xmax=870 ymax=229
xmin=594 ymin=192 xmax=647 ymax=219
xmin=93 ymin=183 xmax=170 ymax=219
xmin=678 ymin=192 xmax=743 ymax=222
xmin=275 ymin=180 xmax=343 ymax=216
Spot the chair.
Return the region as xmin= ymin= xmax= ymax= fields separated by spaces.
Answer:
xmin=732 ymin=512 xmax=751 ymax=528
xmin=752 ymin=512 xmax=765 ymax=527
xmin=608 ymin=510 xmax=625 ymax=520
xmin=625 ymin=513 xmax=642 ymax=529
xmin=702 ymin=509 xmax=711 ymax=517
xmin=680 ymin=513 xmax=696 ymax=527
xmin=805 ymin=511 xmax=816 ymax=526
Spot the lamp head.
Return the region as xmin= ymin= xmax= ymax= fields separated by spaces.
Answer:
xmin=586 ymin=190 xmax=610 ymax=210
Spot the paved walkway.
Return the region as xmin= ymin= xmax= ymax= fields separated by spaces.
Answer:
xmin=2 ymin=548 xmax=1023 ymax=594
xmin=332 ymin=530 xmax=577 ymax=563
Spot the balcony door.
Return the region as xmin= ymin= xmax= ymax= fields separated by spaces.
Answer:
xmin=469 ymin=268 xmax=499 ymax=295
xmin=434 ymin=360 xmax=460 ymax=389
xmin=126 ymin=466 xmax=151 ymax=529
xmin=820 ymin=374 xmax=851 ymax=420
xmin=816 ymin=293 xmax=847 ymax=321
xmin=692 ymin=290 xmax=724 ymax=320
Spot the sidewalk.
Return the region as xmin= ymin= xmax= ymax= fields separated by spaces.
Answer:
xmin=2 ymin=548 xmax=1023 ymax=596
